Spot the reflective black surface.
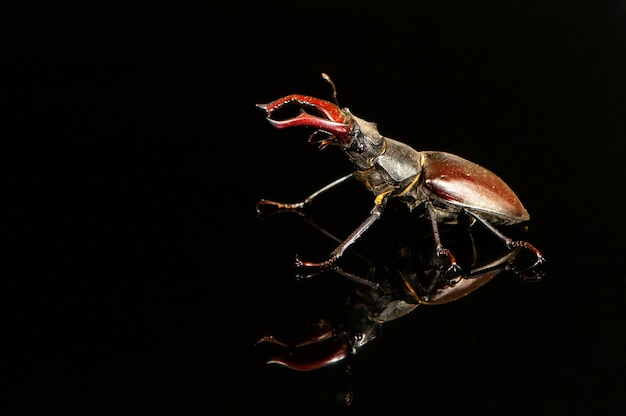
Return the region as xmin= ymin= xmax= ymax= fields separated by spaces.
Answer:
xmin=5 ymin=1 xmax=626 ymax=415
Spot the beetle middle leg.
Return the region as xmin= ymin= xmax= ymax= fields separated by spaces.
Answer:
xmin=256 ymin=173 xmax=354 ymax=215
xmin=425 ymin=202 xmax=463 ymax=282
xmin=462 ymin=208 xmax=546 ymax=281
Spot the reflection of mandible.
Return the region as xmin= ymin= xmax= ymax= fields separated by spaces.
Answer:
xmin=256 ymin=73 xmax=545 ymax=276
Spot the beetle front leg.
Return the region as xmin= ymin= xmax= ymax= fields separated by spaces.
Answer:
xmin=295 ymin=194 xmax=389 ymax=271
xmin=256 ymin=173 xmax=354 ymax=215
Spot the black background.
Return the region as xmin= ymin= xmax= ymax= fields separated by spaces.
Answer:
xmin=4 ymin=1 xmax=626 ymax=415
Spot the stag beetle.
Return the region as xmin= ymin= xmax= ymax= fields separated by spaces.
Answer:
xmin=256 ymin=74 xmax=545 ymax=277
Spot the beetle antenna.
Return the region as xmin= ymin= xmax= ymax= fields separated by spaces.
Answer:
xmin=321 ymin=72 xmax=340 ymax=107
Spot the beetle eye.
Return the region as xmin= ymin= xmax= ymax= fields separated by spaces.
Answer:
xmin=349 ymin=130 xmax=365 ymax=153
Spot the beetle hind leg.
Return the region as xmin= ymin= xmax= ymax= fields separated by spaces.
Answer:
xmin=503 ymin=240 xmax=546 ymax=281
xmin=462 ymin=208 xmax=546 ymax=281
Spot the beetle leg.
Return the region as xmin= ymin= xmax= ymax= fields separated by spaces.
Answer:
xmin=296 ymin=194 xmax=389 ymax=270
xmin=256 ymin=173 xmax=354 ymax=216
xmin=462 ymin=208 xmax=546 ymax=281
xmin=286 ymin=208 xmax=380 ymax=286
xmin=425 ymin=202 xmax=463 ymax=280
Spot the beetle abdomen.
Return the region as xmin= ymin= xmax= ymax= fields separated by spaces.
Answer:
xmin=421 ymin=151 xmax=529 ymax=224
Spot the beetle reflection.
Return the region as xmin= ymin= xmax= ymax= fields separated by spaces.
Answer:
xmin=256 ymin=221 xmax=544 ymax=373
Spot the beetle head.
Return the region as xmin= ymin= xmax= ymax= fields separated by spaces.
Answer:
xmin=341 ymin=110 xmax=385 ymax=170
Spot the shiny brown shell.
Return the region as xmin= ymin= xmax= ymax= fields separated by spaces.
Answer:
xmin=421 ymin=151 xmax=529 ymax=224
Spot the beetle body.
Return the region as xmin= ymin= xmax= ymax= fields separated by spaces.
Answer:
xmin=348 ymin=128 xmax=529 ymax=225
xmin=257 ymin=74 xmax=544 ymax=276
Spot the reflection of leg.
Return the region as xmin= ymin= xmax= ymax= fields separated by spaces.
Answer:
xmin=462 ymin=208 xmax=546 ymax=280
xmin=332 ymin=267 xmax=380 ymax=288
xmin=256 ymin=173 xmax=354 ymax=214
